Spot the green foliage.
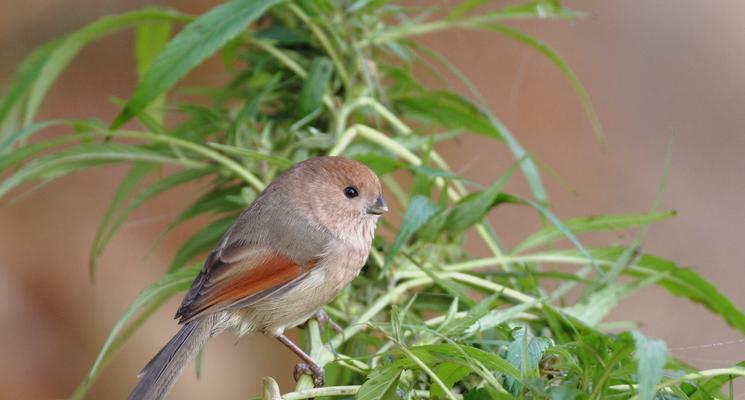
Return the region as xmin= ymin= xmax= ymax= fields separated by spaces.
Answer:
xmin=631 ymin=331 xmax=667 ymax=400
xmin=1 ymin=1 xmax=743 ymax=399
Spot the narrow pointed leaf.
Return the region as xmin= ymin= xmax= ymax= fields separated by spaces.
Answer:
xmin=89 ymin=162 xmax=155 ymax=279
xmin=356 ymin=364 xmax=402 ymax=400
xmin=394 ymin=91 xmax=503 ymax=140
xmin=480 ymin=23 xmax=605 ymax=146
xmin=411 ymin=344 xmax=520 ymax=379
xmin=135 ymin=19 xmax=173 ymax=126
xmin=168 ymin=216 xmax=236 ymax=271
xmin=0 ymin=144 xmax=201 ymax=198
xmin=207 ymin=142 xmax=293 ymax=168
xmin=112 ymin=0 xmax=284 ymax=128
xmin=632 ymin=331 xmax=666 ymax=400
xmin=514 ymin=211 xmax=676 ymax=254
xmin=504 ymin=329 xmax=552 ymax=393
xmin=439 ymin=293 xmax=498 ymax=338
xmin=297 ymin=57 xmax=333 ymax=117
xmin=431 ymin=362 xmax=471 ymax=399
xmin=0 ymin=120 xmax=61 ymax=153
xmin=76 ymin=266 xmax=199 ymax=399
xmin=94 ymin=167 xmax=217 ymax=271
xmin=562 ymin=247 xmax=745 ymax=336
xmin=3 ymin=9 xmax=189 ymax=129
xmin=384 ymin=195 xmax=438 ymax=271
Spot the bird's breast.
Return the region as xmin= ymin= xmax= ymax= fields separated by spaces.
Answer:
xmin=230 ymin=238 xmax=370 ymax=337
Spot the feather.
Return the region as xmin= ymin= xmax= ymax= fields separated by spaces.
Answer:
xmin=128 ymin=317 xmax=214 ymax=400
xmin=176 ymin=249 xmax=317 ymax=323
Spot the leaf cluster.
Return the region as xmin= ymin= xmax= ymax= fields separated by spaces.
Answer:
xmin=1 ymin=1 xmax=743 ymax=399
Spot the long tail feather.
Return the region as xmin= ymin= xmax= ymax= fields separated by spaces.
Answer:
xmin=128 ymin=318 xmax=214 ymax=400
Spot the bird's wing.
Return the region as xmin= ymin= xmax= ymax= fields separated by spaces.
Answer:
xmin=175 ymin=240 xmax=319 ymax=323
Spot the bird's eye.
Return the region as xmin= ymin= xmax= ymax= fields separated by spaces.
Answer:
xmin=344 ymin=186 xmax=359 ymax=199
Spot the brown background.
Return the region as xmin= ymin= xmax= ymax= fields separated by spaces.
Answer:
xmin=1 ymin=1 xmax=744 ymax=399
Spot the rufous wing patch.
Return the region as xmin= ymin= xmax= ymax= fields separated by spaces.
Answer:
xmin=177 ymin=252 xmax=317 ymax=322
xmin=210 ymin=254 xmax=303 ymax=305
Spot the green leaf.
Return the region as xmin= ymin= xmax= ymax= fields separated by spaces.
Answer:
xmin=135 ymin=20 xmax=172 ymax=78
xmin=689 ymin=361 xmax=745 ymax=400
xmin=522 ymin=198 xmax=599 ymax=274
xmin=480 ymin=23 xmax=605 ymax=146
xmin=356 ymin=364 xmax=402 ymax=400
xmin=431 ymin=362 xmax=470 ymax=399
xmin=168 ymin=216 xmax=236 ymax=271
xmin=439 ymin=293 xmax=498 ymax=338
xmin=412 ymin=256 xmax=476 ymax=308
xmin=420 ymin=162 xmax=520 ymax=238
xmin=112 ymin=0 xmax=283 ymax=128
xmin=632 ymin=252 xmax=745 ymax=336
xmin=145 ymin=185 xmax=247 ymax=257
xmin=564 ymin=283 xmax=638 ymax=326
xmin=255 ymin=25 xmax=309 ymax=45
xmin=632 ymin=331 xmax=666 ymax=400
xmin=0 ymin=119 xmax=61 ymax=154
xmin=445 ymin=170 xmax=516 ymax=233
xmin=171 ymin=186 xmax=245 ymax=228
xmin=354 ymin=153 xmax=406 ymax=176
xmin=465 ymin=301 xmax=536 ymax=337
xmin=504 ymin=328 xmax=552 ymax=394
xmin=73 ymin=265 xmax=199 ymax=400
xmin=91 ymin=167 xmax=216 ymax=276
xmin=485 ymin=113 xmax=548 ymax=205
xmin=564 ymin=248 xmax=745 ymax=336
xmin=408 ymin=165 xmax=474 ymax=183
xmin=394 ymin=91 xmax=503 ymax=140
xmin=207 ymin=142 xmax=294 ymax=168
xmin=0 ymin=40 xmax=57 ymax=133
xmin=411 ymin=144 xmax=435 ymax=199
xmin=550 ymin=384 xmax=585 ymax=400
xmin=464 ymin=388 xmax=493 ymax=400
xmin=449 ymin=0 xmax=493 ymax=18
xmin=89 ymin=162 xmax=155 ymax=279
xmin=514 ymin=211 xmax=676 ymax=254
xmin=0 ymin=8 xmax=188 ymax=131
xmin=0 ymin=136 xmax=77 ymax=172
xmin=411 ymin=344 xmax=520 ymax=380
xmin=0 ymin=143 xmax=201 ymax=199
xmin=297 ymin=57 xmax=333 ymax=117
xmin=384 ymin=195 xmax=438 ymax=271
xmin=135 ymin=19 xmax=172 ymax=126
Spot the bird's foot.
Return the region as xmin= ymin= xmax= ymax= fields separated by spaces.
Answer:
xmin=313 ymin=309 xmax=344 ymax=336
xmin=293 ymin=362 xmax=325 ymax=387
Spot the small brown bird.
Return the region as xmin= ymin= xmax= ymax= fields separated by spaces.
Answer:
xmin=128 ymin=156 xmax=387 ymax=400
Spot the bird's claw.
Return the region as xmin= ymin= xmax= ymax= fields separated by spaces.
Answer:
xmin=293 ymin=362 xmax=325 ymax=387
xmin=314 ymin=309 xmax=344 ymax=335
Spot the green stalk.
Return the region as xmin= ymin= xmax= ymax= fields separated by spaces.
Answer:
xmin=331 ymin=97 xmax=505 ymax=258
xmin=95 ymin=129 xmax=265 ymax=191
xmin=619 ymin=367 xmax=745 ymax=399
xmin=286 ymin=4 xmax=352 ymax=91
xmin=283 ymin=385 xmax=360 ymax=400
xmin=399 ymin=343 xmax=458 ymax=400
xmin=365 ymin=9 xmax=581 ymax=46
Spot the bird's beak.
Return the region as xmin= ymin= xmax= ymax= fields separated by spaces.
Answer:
xmin=366 ymin=195 xmax=388 ymax=215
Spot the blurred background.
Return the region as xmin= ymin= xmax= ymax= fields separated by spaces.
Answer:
xmin=1 ymin=1 xmax=744 ymax=399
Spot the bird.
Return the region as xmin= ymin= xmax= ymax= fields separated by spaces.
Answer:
xmin=128 ymin=156 xmax=387 ymax=400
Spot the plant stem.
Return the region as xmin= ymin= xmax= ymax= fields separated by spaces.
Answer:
xmin=294 ymin=319 xmax=331 ymax=392
xmin=97 ymin=129 xmax=266 ymax=191
xmin=282 ymin=385 xmax=360 ymax=400
xmin=286 ymin=4 xmax=352 ymax=92
xmin=365 ymin=9 xmax=581 ymax=46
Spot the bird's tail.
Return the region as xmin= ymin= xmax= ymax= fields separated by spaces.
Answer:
xmin=128 ymin=317 xmax=214 ymax=400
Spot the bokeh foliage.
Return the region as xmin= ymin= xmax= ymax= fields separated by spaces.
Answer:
xmin=1 ymin=1 xmax=744 ymax=399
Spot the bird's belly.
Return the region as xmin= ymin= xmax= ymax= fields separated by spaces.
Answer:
xmin=229 ymin=263 xmax=356 ymax=337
